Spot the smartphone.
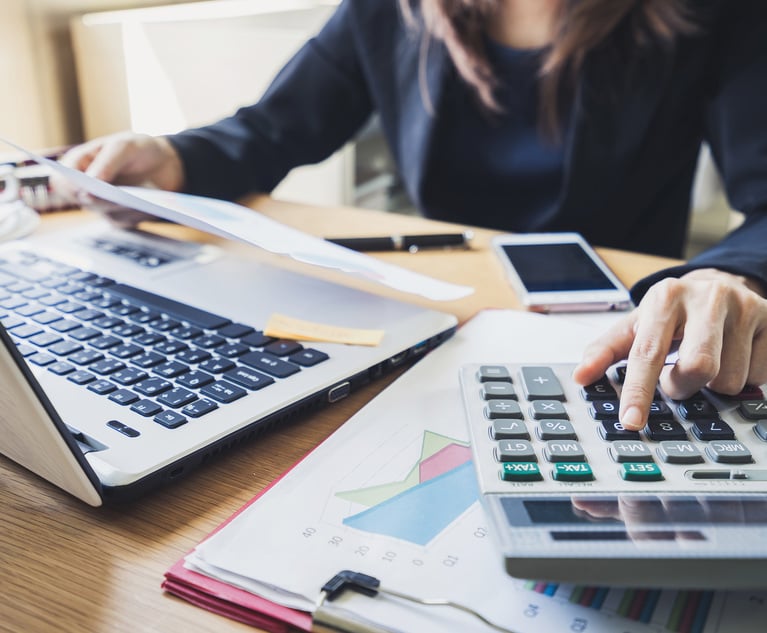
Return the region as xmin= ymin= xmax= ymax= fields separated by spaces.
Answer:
xmin=492 ymin=232 xmax=633 ymax=313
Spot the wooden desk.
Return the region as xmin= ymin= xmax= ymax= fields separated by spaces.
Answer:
xmin=1 ymin=198 xmax=678 ymax=633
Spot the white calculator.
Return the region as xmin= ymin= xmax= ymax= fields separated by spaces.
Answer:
xmin=459 ymin=363 xmax=767 ymax=588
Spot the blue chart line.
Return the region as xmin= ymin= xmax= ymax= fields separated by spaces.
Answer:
xmin=342 ymin=460 xmax=478 ymax=545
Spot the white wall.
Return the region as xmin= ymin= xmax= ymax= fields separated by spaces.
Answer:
xmin=0 ymin=0 xmax=200 ymax=152
xmin=68 ymin=0 xmax=351 ymax=206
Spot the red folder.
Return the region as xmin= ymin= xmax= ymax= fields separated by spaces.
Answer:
xmin=162 ymin=470 xmax=313 ymax=632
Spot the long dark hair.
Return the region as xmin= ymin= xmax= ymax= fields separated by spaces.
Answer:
xmin=401 ymin=0 xmax=697 ymax=132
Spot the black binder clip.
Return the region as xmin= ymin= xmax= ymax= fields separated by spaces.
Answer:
xmin=312 ymin=570 xmax=518 ymax=633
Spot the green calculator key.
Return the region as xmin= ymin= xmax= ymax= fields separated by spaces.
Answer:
xmin=621 ymin=462 xmax=664 ymax=481
xmin=501 ymin=462 xmax=542 ymax=482
xmin=552 ymin=462 xmax=594 ymax=482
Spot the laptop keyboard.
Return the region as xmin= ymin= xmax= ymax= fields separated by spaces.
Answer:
xmin=0 ymin=250 xmax=330 ymax=436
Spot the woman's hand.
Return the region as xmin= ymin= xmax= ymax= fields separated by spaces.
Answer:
xmin=573 ymin=268 xmax=767 ymax=430
xmin=59 ymin=131 xmax=185 ymax=191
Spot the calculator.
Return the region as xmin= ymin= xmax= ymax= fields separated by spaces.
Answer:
xmin=459 ymin=363 xmax=767 ymax=588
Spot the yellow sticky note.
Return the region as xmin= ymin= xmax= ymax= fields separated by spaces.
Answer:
xmin=264 ymin=313 xmax=385 ymax=347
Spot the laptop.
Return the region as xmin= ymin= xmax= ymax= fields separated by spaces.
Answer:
xmin=0 ymin=219 xmax=457 ymax=506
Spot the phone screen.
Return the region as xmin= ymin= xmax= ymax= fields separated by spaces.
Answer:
xmin=499 ymin=243 xmax=618 ymax=292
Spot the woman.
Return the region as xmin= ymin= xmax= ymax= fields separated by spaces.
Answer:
xmin=62 ymin=0 xmax=767 ymax=431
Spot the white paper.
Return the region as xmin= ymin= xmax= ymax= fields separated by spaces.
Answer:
xmin=184 ymin=310 xmax=767 ymax=633
xmin=0 ymin=137 xmax=474 ymax=302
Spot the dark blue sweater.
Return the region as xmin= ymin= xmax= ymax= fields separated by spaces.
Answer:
xmin=169 ymin=0 xmax=767 ymax=301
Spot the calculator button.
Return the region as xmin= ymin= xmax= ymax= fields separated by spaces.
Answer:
xmin=677 ymin=399 xmax=717 ymax=420
xmin=610 ymin=441 xmax=654 ymax=463
xmin=691 ymin=419 xmax=735 ymax=441
xmin=657 ymin=441 xmax=705 ymax=464
xmin=501 ymin=462 xmax=542 ymax=482
xmin=485 ymin=400 xmax=523 ymax=419
xmin=599 ymin=420 xmax=641 ymax=441
xmin=580 ymin=377 xmax=616 ymax=401
xmin=552 ymin=463 xmax=594 ymax=482
xmin=537 ymin=420 xmax=577 ymax=440
xmin=490 ymin=420 xmax=530 ymax=440
xmin=495 ymin=440 xmax=537 ymax=462
xmin=478 ymin=365 xmax=512 ymax=383
xmin=705 ymin=441 xmax=753 ymax=464
xmin=647 ymin=400 xmax=674 ymax=419
xmin=544 ymin=440 xmax=586 ymax=462
xmin=755 ymin=421 xmax=767 ymax=441
xmin=620 ymin=462 xmax=664 ymax=482
xmin=644 ymin=419 xmax=687 ymax=441
xmin=520 ymin=367 xmax=565 ymax=401
xmin=529 ymin=400 xmax=568 ymax=420
xmin=481 ymin=382 xmax=517 ymax=400
xmin=738 ymin=400 xmax=767 ymax=420
xmin=590 ymin=400 xmax=620 ymax=420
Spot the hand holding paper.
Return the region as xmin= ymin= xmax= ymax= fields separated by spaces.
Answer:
xmin=1 ymin=137 xmax=474 ymax=302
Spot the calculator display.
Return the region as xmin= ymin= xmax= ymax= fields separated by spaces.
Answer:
xmin=502 ymin=495 xmax=767 ymax=529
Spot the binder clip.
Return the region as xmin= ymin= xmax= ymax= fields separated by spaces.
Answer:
xmin=312 ymin=570 xmax=518 ymax=633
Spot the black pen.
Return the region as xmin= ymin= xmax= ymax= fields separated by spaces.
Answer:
xmin=326 ymin=231 xmax=473 ymax=252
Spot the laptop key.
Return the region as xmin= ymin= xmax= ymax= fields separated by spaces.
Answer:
xmin=217 ymin=323 xmax=254 ymax=339
xmin=67 ymin=370 xmax=95 ymax=385
xmin=131 ymin=400 xmax=163 ymax=417
xmin=109 ymin=389 xmax=139 ymax=405
xmin=90 ymin=359 xmax=126 ymax=375
xmin=48 ymin=361 xmax=75 ymax=375
xmin=241 ymin=331 xmax=274 ymax=348
xmin=111 ymin=367 xmax=149 ymax=385
xmin=154 ymin=410 xmax=187 ymax=429
xmin=288 ymin=349 xmax=328 ymax=367
xmin=69 ymin=327 xmax=102 ymax=341
xmin=240 ymin=351 xmax=300 ymax=378
xmin=200 ymin=381 xmax=247 ymax=403
xmin=132 ymin=351 xmax=167 ymax=368
xmin=198 ymin=357 xmax=235 ymax=374
xmin=223 ymin=367 xmax=274 ymax=390
xmin=134 ymin=377 xmax=173 ymax=396
xmin=153 ymin=361 xmax=190 ymax=378
xmin=157 ymin=387 xmax=197 ymax=408
xmin=176 ymin=348 xmax=212 ymax=364
xmin=264 ymin=340 xmax=303 ymax=356
xmin=176 ymin=370 xmax=215 ymax=389
xmin=154 ymin=340 xmax=188 ymax=355
xmin=182 ymin=398 xmax=219 ymax=418
xmin=49 ymin=341 xmax=84 ymax=356
xmin=106 ymin=282 xmax=231 ymax=329
xmin=28 ymin=352 xmax=56 ymax=366
xmin=29 ymin=332 xmax=63 ymax=347
xmin=88 ymin=379 xmax=116 ymax=395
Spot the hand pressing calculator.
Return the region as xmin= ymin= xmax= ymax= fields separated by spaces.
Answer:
xmin=459 ymin=363 xmax=767 ymax=588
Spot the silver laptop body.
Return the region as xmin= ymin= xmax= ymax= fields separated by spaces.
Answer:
xmin=0 ymin=219 xmax=457 ymax=505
